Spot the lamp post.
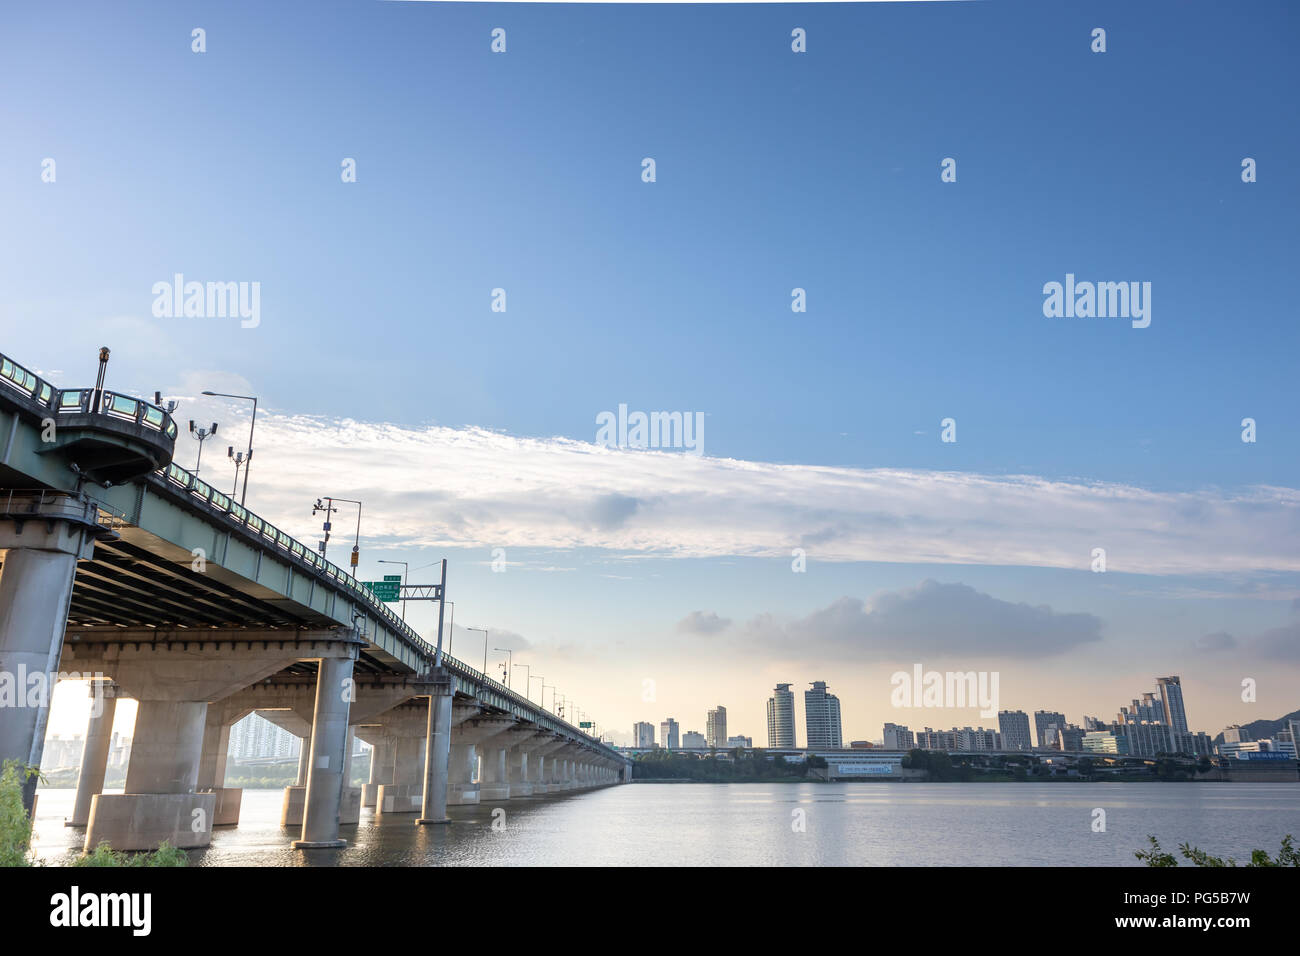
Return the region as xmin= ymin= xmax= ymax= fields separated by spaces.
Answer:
xmin=528 ymin=674 xmax=543 ymax=706
xmin=227 ymin=446 xmax=248 ymax=497
xmin=313 ymin=496 xmax=362 ymax=572
xmin=494 ymin=647 xmax=513 ymax=689
xmin=202 ymin=391 xmax=257 ymax=506
xmin=377 ymin=559 xmax=409 ymax=620
xmin=189 ymin=420 xmax=218 ymax=477
xmin=543 ymin=684 xmax=554 ymax=714
xmin=514 ymin=664 xmax=531 ymax=701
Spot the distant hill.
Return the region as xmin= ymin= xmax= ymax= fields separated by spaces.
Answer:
xmin=1212 ymin=709 xmax=1300 ymax=745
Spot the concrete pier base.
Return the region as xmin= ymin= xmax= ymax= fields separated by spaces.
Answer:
xmin=85 ymin=792 xmax=215 ymax=851
xmin=375 ymin=782 xmax=423 ymax=815
xmin=282 ymin=785 xmax=361 ymax=826
xmin=203 ymin=787 xmax=243 ymax=827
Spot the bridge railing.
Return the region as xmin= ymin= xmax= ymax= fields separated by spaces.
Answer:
xmin=0 ymin=352 xmax=178 ymax=441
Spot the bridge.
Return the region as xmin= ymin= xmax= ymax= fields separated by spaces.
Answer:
xmin=0 ymin=348 xmax=629 ymax=851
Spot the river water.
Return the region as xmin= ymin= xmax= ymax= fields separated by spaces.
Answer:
xmin=28 ymin=782 xmax=1299 ymax=866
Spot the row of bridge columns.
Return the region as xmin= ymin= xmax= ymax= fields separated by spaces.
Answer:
xmin=0 ymin=507 xmax=629 ymax=852
xmin=49 ymin=652 xmax=628 ymax=851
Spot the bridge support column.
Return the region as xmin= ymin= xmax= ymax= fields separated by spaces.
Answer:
xmin=295 ymin=733 xmax=311 ymax=785
xmin=66 ymin=679 xmax=117 ymax=827
xmin=417 ymin=672 xmax=454 ymax=825
xmin=293 ymin=655 xmax=356 ymax=849
xmin=362 ymin=738 xmax=393 ymax=808
xmin=479 ymin=743 xmax=510 ymax=801
xmin=85 ymin=699 xmax=215 ymax=851
xmin=197 ymin=707 xmax=241 ymax=827
xmin=0 ymin=519 xmax=95 ymax=812
xmin=375 ymin=726 xmax=426 ymax=816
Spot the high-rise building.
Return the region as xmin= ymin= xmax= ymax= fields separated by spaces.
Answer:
xmin=882 ymin=723 xmax=914 ymax=750
xmin=706 ymin=705 xmax=728 ymax=749
xmin=659 ymin=718 xmax=680 ymax=751
xmin=682 ymin=730 xmax=706 ymax=748
xmin=1222 ymin=724 xmax=1252 ymax=744
xmin=1033 ymin=711 xmax=1067 ymax=749
xmin=632 ymin=721 xmax=655 ymax=748
xmin=1156 ymin=676 xmax=1189 ymax=733
xmin=998 ymin=710 xmax=1032 ymax=751
xmin=767 ymin=683 xmax=796 ymax=748
xmin=726 ymin=735 xmax=753 ymax=749
xmin=805 ymin=681 xmax=843 ymax=749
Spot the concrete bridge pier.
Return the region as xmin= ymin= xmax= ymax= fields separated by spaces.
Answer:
xmin=196 ymin=704 xmax=243 ymax=827
xmin=66 ymin=679 xmax=117 ymax=827
xmin=360 ymin=736 xmax=394 ymax=808
xmin=530 ymin=737 xmax=565 ymax=794
xmin=0 ymin=511 xmax=96 ymax=812
xmin=85 ymin=698 xmax=216 ymax=851
xmin=416 ymin=673 xmax=454 ymax=825
xmin=505 ymin=731 xmax=546 ymax=797
xmin=293 ymin=653 xmax=357 ymax=849
xmin=449 ymin=714 xmax=516 ymax=805
xmin=373 ymin=703 xmax=430 ymax=817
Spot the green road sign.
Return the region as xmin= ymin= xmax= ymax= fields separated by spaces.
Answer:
xmin=382 ymin=574 xmax=402 ymax=582
xmin=362 ymin=580 xmax=400 ymax=601
xmin=579 ymin=721 xmax=593 ymax=728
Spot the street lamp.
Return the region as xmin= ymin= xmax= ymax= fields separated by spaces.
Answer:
xmin=528 ymin=674 xmax=543 ymax=705
xmin=377 ymin=559 xmax=409 ymax=620
xmin=202 ymin=390 xmax=258 ymax=506
xmin=494 ymin=647 xmax=513 ymax=689
xmin=188 ymin=420 xmax=218 ymax=477
xmin=313 ymin=496 xmax=362 ymax=571
xmin=227 ymin=446 xmax=248 ymax=497
xmin=543 ymin=684 xmax=554 ymax=714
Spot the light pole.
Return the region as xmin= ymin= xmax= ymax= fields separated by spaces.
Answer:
xmin=313 ymin=496 xmax=362 ymax=572
xmin=514 ymin=664 xmax=531 ymax=701
xmin=202 ymin=391 xmax=257 ymax=506
xmin=494 ymin=647 xmax=513 ymax=689
xmin=226 ymin=446 xmax=248 ymax=497
xmin=377 ymin=559 xmax=409 ymax=620
xmin=466 ymin=627 xmax=488 ymax=679
xmin=529 ymin=674 xmax=543 ymax=705
xmin=189 ymin=420 xmax=218 ymax=477
xmin=543 ymin=684 xmax=554 ymax=714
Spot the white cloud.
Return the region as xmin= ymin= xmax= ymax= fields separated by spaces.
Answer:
xmin=214 ymin=412 xmax=1300 ymax=576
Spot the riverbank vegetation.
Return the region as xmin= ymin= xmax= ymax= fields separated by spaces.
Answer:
xmin=1136 ymin=834 xmax=1298 ymax=867
xmin=0 ymin=759 xmax=187 ymax=867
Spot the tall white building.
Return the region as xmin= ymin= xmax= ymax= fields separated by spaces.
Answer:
xmin=1156 ymin=676 xmax=1189 ymax=733
xmin=660 ymin=717 xmax=680 ymax=751
xmin=682 ymin=730 xmax=706 ymax=749
xmin=805 ymin=681 xmax=843 ymax=749
xmin=632 ymin=721 xmax=655 ymax=748
xmin=882 ymin=723 xmax=914 ymax=750
xmin=706 ymin=706 xmax=727 ymax=749
xmin=767 ymin=683 xmax=796 ymax=748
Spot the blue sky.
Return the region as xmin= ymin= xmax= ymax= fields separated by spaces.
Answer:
xmin=6 ymin=1 xmax=1299 ymax=744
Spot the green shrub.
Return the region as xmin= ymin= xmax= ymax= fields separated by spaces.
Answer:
xmin=1137 ymin=834 xmax=1298 ymax=867
xmin=75 ymin=840 xmax=189 ymax=867
xmin=0 ymin=760 xmax=38 ymax=867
